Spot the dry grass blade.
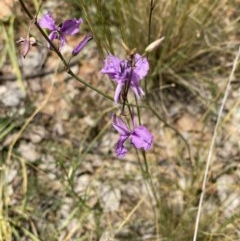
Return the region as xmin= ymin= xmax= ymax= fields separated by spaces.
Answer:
xmin=192 ymin=46 xmax=240 ymax=241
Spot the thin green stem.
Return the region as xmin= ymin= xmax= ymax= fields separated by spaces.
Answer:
xmin=69 ymin=70 xmax=114 ymax=101
xmin=145 ymin=0 xmax=155 ymax=102
xmin=148 ymin=0 xmax=155 ymax=45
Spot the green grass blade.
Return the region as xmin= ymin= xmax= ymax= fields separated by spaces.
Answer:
xmin=1 ymin=16 xmax=25 ymax=91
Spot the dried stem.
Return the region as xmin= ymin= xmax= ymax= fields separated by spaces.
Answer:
xmin=192 ymin=46 xmax=240 ymax=241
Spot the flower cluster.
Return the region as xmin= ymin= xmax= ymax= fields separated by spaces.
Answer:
xmin=101 ymin=52 xmax=153 ymax=158
xmin=38 ymin=11 xmax=92 ymax=54
xmin=38 ymin=11 xmax=84 ymax=50
xmin=100 ymin=54 xmax=149 ymax=103
xmin=17 ymin=11 xmax=92 ymax=58
xmin=18 ymin=1 xmax=153 ymax=159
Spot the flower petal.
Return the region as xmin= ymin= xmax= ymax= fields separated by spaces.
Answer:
xmin=115 ymin=135 xmax=129 ymax=159
xmin=45 ymin=31 xmax=60 ymax=48
xmin=133 ymin=54 xmax=149 ymax=79
xmin=131 ymin=126 xmax=153 ymax=151
xmin=100 ymin=55 xmax=122 ymax=79
xmin=60 ymin=18 xmax=83 ymax=35
xmin=112 ymin=114 xmax=131 ymax=136
xmin=100 ymin=55 xmax=121 ymax=74
xmin=59 ymin=34 xmax=67 ymax=49
xmin=114 ymin=82 xmax=124 ymax=103
xmin=48 ymin=31 xmax=58 ymax=42
xmin=131 ymin=85 xmax=144 ymax=99
xmin=38 ymin=11 xmax=56 ymax=31
xmin=130 ymin=73 xmax=144 ymax=99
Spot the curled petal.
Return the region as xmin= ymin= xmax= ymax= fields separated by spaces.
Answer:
xmin=72 ymin=35 xmax=93 ymax=56
xmin=38 ymin=11 xmax=56 ymax=31
xmin=48 ymin=31 xmax=58 ymax=42
xmin=131 ymin=85 xmax=144 ymax=100
xmin=61 ymin=18 xmax=83 ymax=35
xmin=46 ymin=31 xmax=59 ymax=48
xmin=130 ymin=73 xmax=144 ymax=99
xmin=47 ymin=31 xmax=66 ymax=49
xmin=131 ymin=126 xmax=153 ymax=151
xmin=59 ymin=34 xmax=67 ymax=49
xmin=115 ymin=135 xmax=129 ymax=159
xmin=114 ymin=82 xmax=124 ymax=103
xmin=112 ymin=114 xmax=131 ymax=136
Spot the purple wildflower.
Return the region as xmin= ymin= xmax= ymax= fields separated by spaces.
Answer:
xmin=112 ymin=114 xmax=153 ymax=158
xmin=38 ymin=11 xmax=83 ymax=49
xmin=100 ymin=54 xmax=149 ymax=103
xmin=72 ymin=35 xmax=93 ymax=56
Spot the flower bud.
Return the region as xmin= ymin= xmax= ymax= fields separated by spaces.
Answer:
xmin=72 ymin=35 xmax=93 ymax=56
xmin=145 ymin=37 xmax=165 ymax=53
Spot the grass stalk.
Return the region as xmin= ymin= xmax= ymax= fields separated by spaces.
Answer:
xmin=1 ymin=17 xmax=25 ymax=91
xmin=192 ymin=46 xmax=240 ymax=241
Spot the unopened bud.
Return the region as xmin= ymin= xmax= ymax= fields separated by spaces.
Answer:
xmin=72 ymin=35 xmax=93 ymax=56
xmin=145 ymin=37 xmax=165 ymax=53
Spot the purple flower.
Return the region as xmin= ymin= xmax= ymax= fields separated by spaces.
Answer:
xmin=112 ymin=114 xmax=153 ymax=158
xmin=38 ymin=11 xmax=83 ymax=49
xmin=100 ymin=54 xmax=149 ymax=102
xmin=72 ymin=35 xmax=93 ymax=56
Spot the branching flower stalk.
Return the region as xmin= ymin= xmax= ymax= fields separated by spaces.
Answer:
xmin=18 ymin=0 xmax=168 ymax=167
xmin=18 ymin=0 xmax=154 ymax=159
xmin=18 ymin=0 xmax=114 ymax=102
xmin=18 ymin=0 xmax=185 ymax=163
xmin=100 ymin=47 xmax=153 ymax=157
